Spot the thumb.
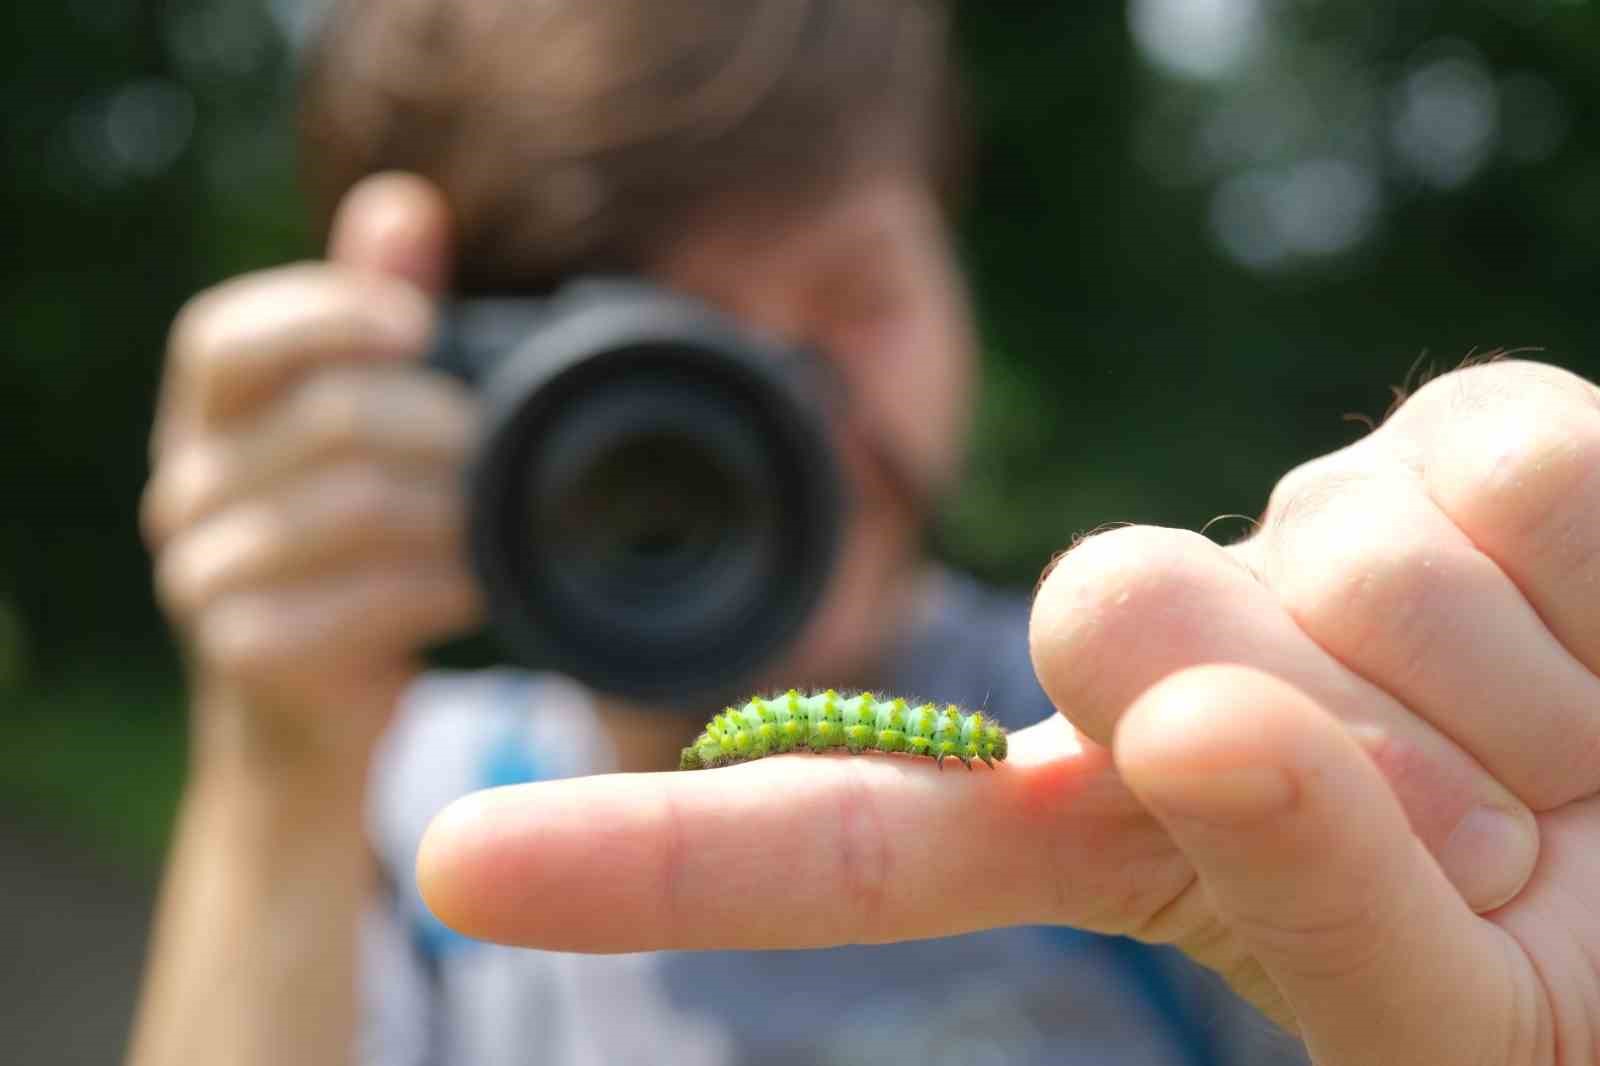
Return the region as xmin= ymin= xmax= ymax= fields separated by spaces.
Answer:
xmin=327 ymin=171 xmax=455 ymax=297
xmin=1116 ymin=665 xmax=1523 ymax=1065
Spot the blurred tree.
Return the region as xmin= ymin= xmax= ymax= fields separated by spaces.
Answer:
xmin=944 ymin=0 xmax=1600 ymax=580
xmin=2 ymin=0 xmax=1597 ymax=679
xmin=2 ymin=0 xmax=305 ymax=672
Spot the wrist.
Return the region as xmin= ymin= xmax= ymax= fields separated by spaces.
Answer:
xmin=183 ymin=704 xmax=377 ymax=867
xmin=186 ymin=673 xmax=391 ymax=790
xmin=174 ymin=757 xmax=375 ymax=918
xmin=131 ymin=687 xmax=379 ymax=1066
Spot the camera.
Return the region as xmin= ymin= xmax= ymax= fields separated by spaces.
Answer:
xmin=428 ymin=279 xmax=845 ymax=706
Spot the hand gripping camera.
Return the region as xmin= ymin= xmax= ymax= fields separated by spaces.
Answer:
xmin=428 ymin=280 xmax=845 ymax=706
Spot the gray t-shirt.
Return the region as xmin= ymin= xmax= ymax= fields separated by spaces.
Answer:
xmin=361 ymin=571 xmax=1307 ymax=1066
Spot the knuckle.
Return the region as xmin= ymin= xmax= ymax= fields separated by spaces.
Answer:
xmin=1262 ymin=450 xmax=1380 ymax=534
xmin=1222 ymin=888 xmax=1398 ymax=984
xmin=167 ymin=287 xmax=233 ymax=383
xmin=834 ymin=764 xmax=892 ymax=941
xmin=1437 ymin=398 xmax=1600 ymax=551
xmin=169 ymin=264 xmax=378 ymax=407
xmin=168 ymin=269 xmax=311 ymax=376
xmin=158 ymin=508 xmax=284 ymax=621
xmin=1266 ymin=482 xmax=1456 ymax=666
xmin=1398 ymin=358 xmax=1600 ymax=426
xmin=652 ymin=792 xmax=689 ymax=938
xmin=275 ymin=268 xmax=433 ymax=365
xmin=153 ymin=542 xmax=203 ymax=619
xmin=326 ymin=461 xmax=403 ymax=524
xmin=139 ymin=476 xmax=175 ymax=550
xmin=424 ymin=378 xmax=482 ymax=460
xmin=300 ymin=372 xmax=375 ymax=455
xmin=325 ymin=267 xmax=434 ymax=347
xmin=140 ymin=447 xmax=226 ymax=546
xmin=1309 ymin=533 xmax=1452 ymax=674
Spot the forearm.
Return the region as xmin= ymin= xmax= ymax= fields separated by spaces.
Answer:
xmin=127 ymin=741 xmax=376 ymax=1066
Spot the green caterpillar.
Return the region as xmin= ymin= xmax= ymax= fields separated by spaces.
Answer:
xmin=679 ymin=690 xmax=1008 ymax=770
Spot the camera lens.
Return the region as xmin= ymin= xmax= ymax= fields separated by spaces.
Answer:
xmin=446 ymin=281 xmax=842 ymax=704
xmin=553 ymin=430 xmax=739 ymax=587
xmin=526 ymin=366 xmax=782 ymax=645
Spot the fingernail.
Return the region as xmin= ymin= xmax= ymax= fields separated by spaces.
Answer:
xmin=1144 ymin=765 xmax=1299 ymax=828
xmin=1437 ymin=805 xmax=1538 ymax=912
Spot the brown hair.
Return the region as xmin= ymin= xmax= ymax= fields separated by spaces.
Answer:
xmin=298 ymin=0 xmax=964 ymax=293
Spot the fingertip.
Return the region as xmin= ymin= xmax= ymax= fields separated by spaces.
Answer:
xmin=416 ymin=787 xmax=509 ymax=937
xmin=328 ymin=172 xmax=455 ymax=296
xmin=414 ymin=795 xmax=467 ymax=928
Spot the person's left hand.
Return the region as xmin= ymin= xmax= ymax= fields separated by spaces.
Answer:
xmin=416 ymin=359 xmax=1600 ymax=1065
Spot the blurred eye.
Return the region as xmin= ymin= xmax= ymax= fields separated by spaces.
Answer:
xmin=832 ymin=272 xmax=903 ymax=326
xmin=813 ymin=266 xmax=907 ymax=355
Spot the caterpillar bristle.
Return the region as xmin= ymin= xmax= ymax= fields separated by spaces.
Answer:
xmin=678 ymin=690 xmax=1008 ymax=771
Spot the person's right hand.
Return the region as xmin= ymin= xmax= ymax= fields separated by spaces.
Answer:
xmin=142 ymin=174 xmax=481 ymax=772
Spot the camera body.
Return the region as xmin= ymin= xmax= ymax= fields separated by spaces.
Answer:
xmin=428 ymin=279 xmax=845 ymax=706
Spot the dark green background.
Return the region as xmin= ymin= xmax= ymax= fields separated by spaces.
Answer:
xmin=5 ymin=0 xmax=1599 ymax=869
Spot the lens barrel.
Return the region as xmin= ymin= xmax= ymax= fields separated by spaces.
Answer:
xmin=429 ymin=280 xmax=844 ymax=705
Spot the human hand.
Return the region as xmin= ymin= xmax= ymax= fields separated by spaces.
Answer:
xmin=415 ymin=359 xmax=1599 ymax=1065
xmin=142 ymin=174 xmax=481 ymax=771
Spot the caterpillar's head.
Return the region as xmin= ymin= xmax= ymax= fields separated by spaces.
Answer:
xmin=989 ymin=728 xmax=1008 ymax=762
xmin=679 ymin=747 xmax=706 ymax=771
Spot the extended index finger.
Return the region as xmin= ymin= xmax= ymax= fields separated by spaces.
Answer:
xmin=415 ymin=718 xmax=1189 ymax=953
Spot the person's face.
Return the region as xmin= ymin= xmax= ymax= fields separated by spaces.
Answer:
xmin=650 ymin=167 xmax=978 ymax=682
xmin=654 ymin=168 xmax=976 ymax=524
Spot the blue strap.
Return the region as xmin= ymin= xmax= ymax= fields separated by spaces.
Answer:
xmin=1042 ymin=927 xmax=1223 ymax=1066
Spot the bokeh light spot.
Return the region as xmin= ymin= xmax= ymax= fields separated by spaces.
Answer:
xmin=1390 ymin=49 xmax=1499 ymax=189
xmin=1129 ymin=0 xmax=1266 ymax=81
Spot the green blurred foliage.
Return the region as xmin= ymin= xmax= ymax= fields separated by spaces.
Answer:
xmin=4 ymin=0 xmax=1599 ymax=858
xmin=6 ymin=666 xmax=185 ymax=869
xmin=3 ymin=0 xmax=307 ymax=676
xmin=945 ymin=0 xmax=1600 ymax=576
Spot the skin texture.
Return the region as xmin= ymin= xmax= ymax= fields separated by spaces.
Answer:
xmin=419 ymin=358 xmax=1600 ymax=1066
